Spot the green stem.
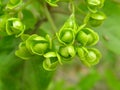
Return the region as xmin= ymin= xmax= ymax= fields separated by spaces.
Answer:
xmin=76 ymin=6 xmax=87 ymax=15
xmin=44 ymin=3 xmax=57 ymax=33
xmin=69 ymin=0 xmax=75 ymax=14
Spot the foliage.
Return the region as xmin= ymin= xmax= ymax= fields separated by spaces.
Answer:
xmin=0 ymin=0 xmax=120 ymax=90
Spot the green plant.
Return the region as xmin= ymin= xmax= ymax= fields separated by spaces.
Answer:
xmin=0 ymin=0 xmax=107 ymax=90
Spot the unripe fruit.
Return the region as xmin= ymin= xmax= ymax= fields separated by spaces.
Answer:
xmin=6 ymin=18 xmax=25 ymax=37
xmin=89 ymin=12 xmax=106 ymax=27
xmin=33 ymin=43 xmax=48 ymax=54
xmin=60 ymin=30 xmax=73 ymax=44
xmin=77 ymin=47 xmax=101 ymax=67
xmin=76 ymin=28 xmax=99 ymax=46
xmin=85 ymin=0 xmax=105 ymax=12
xmin=26 ymin=34 xmax=51 ymax=55
xmin=59 ymin=45 xmax=76 ymax=60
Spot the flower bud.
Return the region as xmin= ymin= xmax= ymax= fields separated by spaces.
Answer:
xmin=64 ymin=14 xmax=77 ymax=29
xmin=6 ymin=0 xmax=22 ymax=9
xmin=26 ymin=34 xmax=52 ymax=55
xmin=77 ymin=47 xmax=101 ymax=67
xmin=6 ymin=18 xmax=25 ymax=37
xmin=57 ymin=14 xmax=76 ymax=45
xmin=85 ymin=0 xmax=105 ymax=12
xmin=15 ymin=42 xmax=33 ymax=60
xmin=59 ymin=45 xmax=76 ymax=60
xmin=43 ymin=52 xmax=61 ymax=71
xmin=76 ymin=28 xmax=99 ymax=46
xmin=89 ymin=12 xmax=106 ymax=27
xmin=57 ymin=28 xmax=75 ymax=45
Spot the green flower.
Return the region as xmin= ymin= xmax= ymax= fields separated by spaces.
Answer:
xmin=77 ymin=47 xmax=101 ymax=67
xmin=26 ymin=34 xmax=52 ymax=55
xmin=6 ymin=18 xmax=25 ymax=37
xmin=15 ymin=42 xmax=33 ymax=60
xmin=57 ymin=14 xmax=77 ymax=45
xmin=76 ymin=28 xmax=99 ymax=46
xmin=43 ymin=52 xmax=61 ymax=71
xmin=45 ymin=0 xmax=59 ymax=7
xmin=88 ymin=11 xmax=106 ymax=27
xmin=57 ymin=28 xmax=75 ymax=45
xmin=6 ymin=0 xmax=22 ymax=9
xmin=85 ymin=0 xmax=105 ymax=12
xmin=59 ymin=45 xmax=76 ymax=60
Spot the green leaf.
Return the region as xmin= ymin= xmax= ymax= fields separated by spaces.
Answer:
xmin=105 ymin=70 xmax=120 ymax=90
xmin=77 ymin=70 xmax=101 ymax=90
xmin=22 ymin=9 xmax=36 ymax=30
xmin=0 ymin=36 xmax=18 ymax=51
xmin=97 ymin=0 xmax=120 ymax=55
xmin=0 ymin=52 xmax=54 ymax=90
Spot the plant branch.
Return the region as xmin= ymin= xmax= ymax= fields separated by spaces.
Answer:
xmin=50 ymin=8 xmax=70 ymax=15
xmin=44 ymin=3 xmax=57 ymax=33
xmin=31 ymin=18 xmax=47 ymax=34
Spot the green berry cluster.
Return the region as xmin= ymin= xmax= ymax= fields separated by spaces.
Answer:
xmin=85 ymin=0 xmax=104 ymax=13
xmin=56 ymin=13 xmax=102 ymax=68
xmin=0 ymin=0 xmax=25 ymax=37
xmin=84 ymin=0 xmax=106 ymax=27
xmin=0 ymin=0 xmax=106 ymax=71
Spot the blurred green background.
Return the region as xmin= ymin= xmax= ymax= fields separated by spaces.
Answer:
xmin=47 ymin=0 xmax=120 ymax=90
xmin=0 ymin=0 xmax=120 ymax=90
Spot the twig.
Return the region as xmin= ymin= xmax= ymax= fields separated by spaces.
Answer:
xmin=31 ymin=18 xmax=47 ymax=34
xmin=44 ymin=3 xmax=57 ymax=33
xmin=50 ymin=8 xmax=70 ymax=15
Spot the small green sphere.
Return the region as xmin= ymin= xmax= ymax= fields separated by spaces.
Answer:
xmin=33 ymin=43 xmax=48 ymax=54
xmin=59 ymin=46 xmax=69 ymax=58
xmin=76 ymin=30 xmax=88 ymax=45
xmin=60 ymin=30 xmax=73 ymax=44
xmin=13 ymin=20 xmax=23 ymax=30
xmin=89 ymin=12 xmax=106 ymax=27
xmin=87 ymin=51 xmax=97 ymax=62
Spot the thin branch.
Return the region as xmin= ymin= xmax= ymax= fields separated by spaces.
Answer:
xmin=44 ymin=3 xmax=57 ymax=33
xmin=31 ymin=18 xmax=47 ymax=34
xmin=50 ymin=8 xmax=70 ymax=15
